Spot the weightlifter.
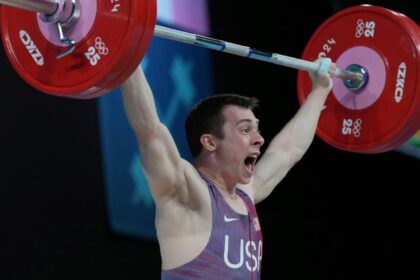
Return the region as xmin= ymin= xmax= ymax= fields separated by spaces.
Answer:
xmin=121 ymin=58 xmax=335 ymax=279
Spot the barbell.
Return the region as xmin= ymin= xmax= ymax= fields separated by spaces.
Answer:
xmin=0 ymin=0 xmax=419 ymax=154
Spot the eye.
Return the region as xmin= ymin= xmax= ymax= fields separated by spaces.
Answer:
xmin=241 ymin=128 xmax=249 ymax=134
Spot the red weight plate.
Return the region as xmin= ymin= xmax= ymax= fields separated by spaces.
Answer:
xmin=297 ymin=5 xmax=420 ymax=153
xmin=0 ymin=0 xmax=157 ymax=99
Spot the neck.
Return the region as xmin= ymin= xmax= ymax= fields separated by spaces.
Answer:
xmin=196 ymin=166 xmax=237 ymax=197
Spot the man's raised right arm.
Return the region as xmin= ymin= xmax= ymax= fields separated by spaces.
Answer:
xmin=121 ymin=67 xmax=184 ymax=201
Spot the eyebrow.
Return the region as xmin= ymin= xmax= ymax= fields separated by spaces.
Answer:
xmin=235 ymin=119 xmax=260 ymax=126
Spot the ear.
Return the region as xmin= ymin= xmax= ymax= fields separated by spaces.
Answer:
xmin=200 ymin=134 xmax=217 ymax=152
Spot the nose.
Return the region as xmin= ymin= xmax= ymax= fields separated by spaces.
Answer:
xmin=253 ymin=131 xmax=265 ymax=147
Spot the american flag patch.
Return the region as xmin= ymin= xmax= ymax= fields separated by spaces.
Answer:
xmin=253 ymin=217 xmax=261 ymax=231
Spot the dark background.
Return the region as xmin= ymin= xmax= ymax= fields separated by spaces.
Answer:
xmin=1 ymin=0 xmax=419 ymax=279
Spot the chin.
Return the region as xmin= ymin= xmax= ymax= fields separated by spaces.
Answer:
xmin=239 ymin=175 xmax=252 ymax=185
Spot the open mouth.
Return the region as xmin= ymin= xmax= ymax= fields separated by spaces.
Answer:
xmin=244 ymin=155 xmax=258 ymax=173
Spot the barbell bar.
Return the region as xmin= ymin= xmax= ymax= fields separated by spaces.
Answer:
xmin=1 ymin=0 xmax=419 ymax=154
xmin=0 ymin=0 xmax=364 ymax=89
xmin=153 ymin=25 xmax=363 ymax=82
xmin=0 ymin=0 xmax=58 ymax=14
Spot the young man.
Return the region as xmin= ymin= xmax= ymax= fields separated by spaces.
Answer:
xmin=122 ymin=59 xmax=334 ymax=279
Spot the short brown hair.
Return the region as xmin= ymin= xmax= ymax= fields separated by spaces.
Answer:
xmin=185 ymin=94 xmax=259 ymax=157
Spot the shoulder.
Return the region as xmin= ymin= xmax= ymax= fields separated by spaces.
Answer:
xmin=157 ymin=160 xmax=211 ymax=211
xmin=237 ymin=182 xmax=255 ymax=204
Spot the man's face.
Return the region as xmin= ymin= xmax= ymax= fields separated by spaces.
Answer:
xmin=216 ymin=105 xmax=265 ymax=184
